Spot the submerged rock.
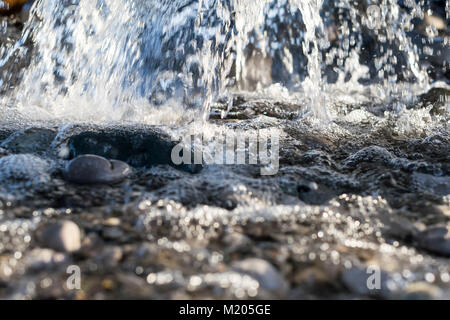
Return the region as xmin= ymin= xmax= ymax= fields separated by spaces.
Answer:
xmin=67 ymin=126 xmax=202 ymax=173
xmin=417 ymin=225 xmax=450 ymax=257
xmin=1 ymin=127 xmax=56 ymax=155
xmin=64 ymin=155 xmax=131 ymax=185
xmin=37 ymin=221 xmax=81 ymax=253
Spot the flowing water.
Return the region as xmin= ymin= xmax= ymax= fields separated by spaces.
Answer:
xmin=0 ymin=0 xmax=444 ymax=121
xmin=0 ymin=0 xmax=449 ymax=299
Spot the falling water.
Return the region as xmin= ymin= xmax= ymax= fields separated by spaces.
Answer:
xmin=0 ymin=0 xmax=445 ymax=123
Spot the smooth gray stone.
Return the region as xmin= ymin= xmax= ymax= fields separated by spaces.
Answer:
xmin=37 ymin=221 xmax=81 ymax=253
xmin=64 ymin=154 xmax=131 ymax=185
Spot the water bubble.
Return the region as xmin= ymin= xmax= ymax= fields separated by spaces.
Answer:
xmin=366 ymin=5 xmax=382 ymax=30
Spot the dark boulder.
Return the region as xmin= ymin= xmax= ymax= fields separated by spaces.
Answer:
xmin=67 ymin=126 xmax=202 ymax=173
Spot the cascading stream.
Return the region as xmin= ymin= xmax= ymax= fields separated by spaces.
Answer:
xmin=0 ymin=0 xmax=445 ymax=123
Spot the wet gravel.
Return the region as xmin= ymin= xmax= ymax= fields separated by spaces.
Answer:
xmin=0 ymin=90 xmax=448 ymax=300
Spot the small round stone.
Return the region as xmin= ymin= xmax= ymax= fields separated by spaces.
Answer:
xmin=38 ymin=221 xmax=81 ymax=253
xmin=64 ymin=154 xmax=131 ymax=185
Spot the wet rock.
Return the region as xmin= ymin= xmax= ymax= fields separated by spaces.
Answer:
xmin=0 ymin=154 xmax=52 ymax=185
xmin=0 ymin=128 xmax=15 ymax=142
xmin=412 ymin=173 xmax=450 ymax=196
xmin=296 ymin=181 xmax=335 ymax=205
xmin=417 ymin=87 xmax=450 ymax=115
xmin=231 ymin=258 xmax=288 ymax=296
xmin=64 ymin=155 xmax=131 ymax=185
xmin=67 ymin=126 xmax=202 ymax=173
xmin=343 ymin=146 xmax=393 ymax=170
xmin=37 ymin=221 xmax=81 ymax=253
xmin=0 ymin=128 xmax=56 ymax=154
xmin=417 ymin=225 xmax=450 ymax=257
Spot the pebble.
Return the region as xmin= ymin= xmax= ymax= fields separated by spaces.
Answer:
xmin=417 ymin=225 xmax=450 ymax=257
xmin=37 ymin=221 xmax=81 ymax=253
xmin=231 ymin=258 xmax=288 ymax=295
xmin=64 ymin=154 xmax=131 ymax=185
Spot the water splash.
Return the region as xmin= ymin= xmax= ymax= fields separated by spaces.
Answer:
xmin=0 ymin=0 xmax=444 ymax=123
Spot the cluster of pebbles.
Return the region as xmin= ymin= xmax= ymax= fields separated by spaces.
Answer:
xmin=0 ymin=86 xmax=448 ymax=299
